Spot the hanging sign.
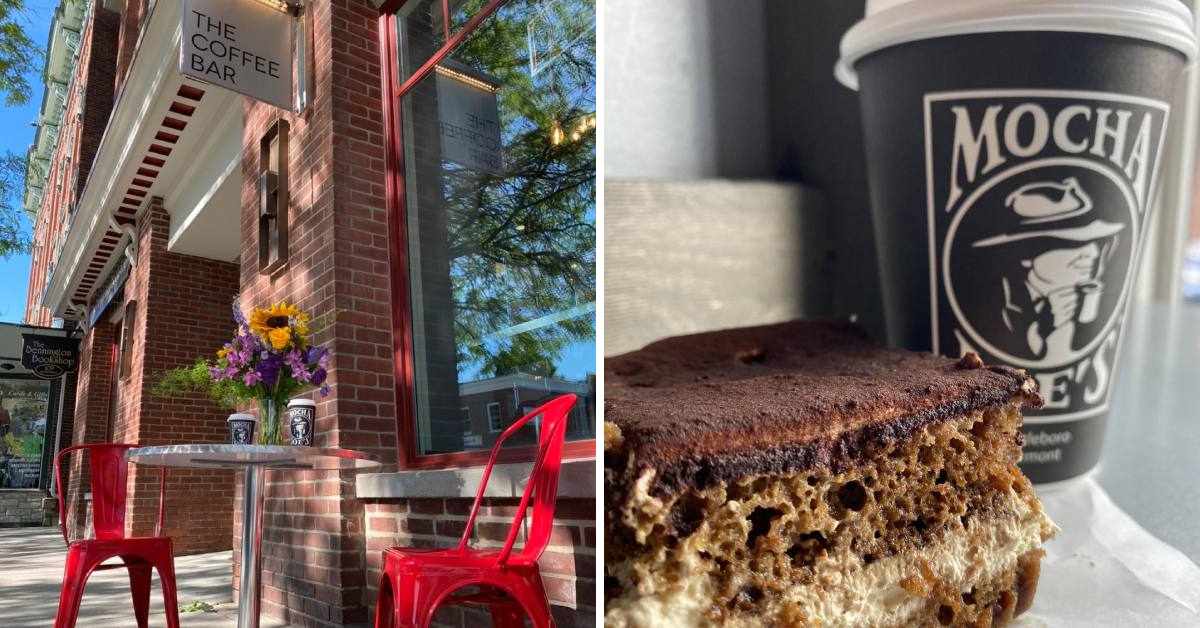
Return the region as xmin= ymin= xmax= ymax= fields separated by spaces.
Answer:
xmin=181 ymin=0 xmax=294 ymax=109
xmin=21 ymin=334 xmax=80 ymax=380
xmin=88 ymin=257 xmax=130 ymax=328
xmin=436 ymin=64 xmax=503 ymax=174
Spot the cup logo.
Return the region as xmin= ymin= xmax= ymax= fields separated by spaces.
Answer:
xmin=924 ymin=90 xmax=1169 ymax=422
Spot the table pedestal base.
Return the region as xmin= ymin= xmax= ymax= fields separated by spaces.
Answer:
xmin=238 ymin=465 xmax=266 ymax=628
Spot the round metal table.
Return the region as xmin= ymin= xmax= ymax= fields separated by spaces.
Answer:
xmin=126 ymin=444 xmax=381 ymax=628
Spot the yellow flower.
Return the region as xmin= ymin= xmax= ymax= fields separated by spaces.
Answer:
xmin=267 ymin=327 xmax=292 ymax=350
xmin=217 ymin=346 xmax=231 ymax=359
xmin=293 ymin=313 xmax=311 ymax=339
xmin=249 ymin=302 xmax=302 ymax=338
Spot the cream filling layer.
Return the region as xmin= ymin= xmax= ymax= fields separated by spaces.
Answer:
xmin=605 ymin=491 xmax=1055 ymax=628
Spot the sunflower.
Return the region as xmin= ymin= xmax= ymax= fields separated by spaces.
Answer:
xmin=249 ymin=302 xmax=305 ymax=350
xmin=267 ymin=327 xmax=292 ymax=350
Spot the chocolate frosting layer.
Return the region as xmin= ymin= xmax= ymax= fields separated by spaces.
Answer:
xmin=605 ymin=321 xmax=1041 ymax=496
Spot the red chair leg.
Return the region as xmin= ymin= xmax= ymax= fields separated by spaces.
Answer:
xmin=154 ymin=557 xmax=182 ymax=628
xmin=125 ymin=560 xmax=153 ymax=628
xmin=53 ymin=564 xmax=88 ymax=628
xmin=509 ymin=575 xmax=554 ymax=628
xmin=374 ymin=575 xmax=395 ymax=628
xmin=490 ymin=601 xmax=526 ymax=628
xmin=394 ymin=571 xmax=423 ymax=628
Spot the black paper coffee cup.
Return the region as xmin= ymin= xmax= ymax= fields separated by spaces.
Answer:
xmin=837 ymin=0 xmax=1196 ymax=483
xmin=287 ymin=399 xmax=316 ymax=447
xmin=228 ymin=413 xmax=257 ymax=445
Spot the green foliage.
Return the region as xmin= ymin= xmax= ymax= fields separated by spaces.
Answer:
xmin=0 ymin=0 xmax=38 ymax=107
xmin=152 ymin=359 xmax=253 ymax=410
xmin=179 ymin=600 xmax=217 ymax=614
xmin=0 ymin=0 xmax=45 ymax=259
xmin=446 ymin=0 xmax=596 ymax=377
xmin=4 ymin=431 xmax=42 ymax=459
xmin=0 ymin=152 xmax=30 ymax=259
xmin=484 ymin=333 xmax=559 ymax=377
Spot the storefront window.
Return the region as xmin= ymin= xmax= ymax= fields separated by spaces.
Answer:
xmin=393 ymin=0 xmax=596 ymax=457
xmin=0 ymin=377 xmax=51 ymax=488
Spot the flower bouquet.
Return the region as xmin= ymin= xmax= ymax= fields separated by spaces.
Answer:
xmin=155 ymin=302 xmax=330 ymax=445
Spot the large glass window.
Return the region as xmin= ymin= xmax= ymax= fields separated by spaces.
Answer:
xmin=0 ymin=377 xmax=51 ymax=488
xmin=393 ymin=0 xmax=596 ymax=457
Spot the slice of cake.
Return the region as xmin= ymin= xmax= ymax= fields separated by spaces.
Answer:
xmin=604 ymin=321 xmax=1055 ymax=627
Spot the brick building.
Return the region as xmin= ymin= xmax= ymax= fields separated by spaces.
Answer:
xmin=22 ymin=0 xmax=596 ymax=625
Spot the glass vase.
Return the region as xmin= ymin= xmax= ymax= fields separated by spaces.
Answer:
xmin=257 ymin=398 xmax=284 ymax=445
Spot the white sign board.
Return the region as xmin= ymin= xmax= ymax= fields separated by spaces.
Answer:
xmin=181 ymin=0 xmax=294 ymax=110
xmin=436 ymin=70 xmax=503 ymax=174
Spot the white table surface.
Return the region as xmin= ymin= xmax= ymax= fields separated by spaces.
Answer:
xmin=1093 ymin=302 xmax=1200 ymax=562
xmin=126 ymin=444 xmax=382 ymax=471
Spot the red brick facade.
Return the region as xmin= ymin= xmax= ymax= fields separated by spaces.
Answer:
xmin=65 ymin=321 xmax=115 ymax=537
xmin=62 ymin=200 xmax=241 ymax=554
xmin=25 ymin=6 xmax=120 ymax=326
xmin=233 ymin=0 xmax=395 ymax=622
xmin=30 ymin=1 xmax=597 ymax=625
xmin=116 ymin=200 xmax=240 ymax=552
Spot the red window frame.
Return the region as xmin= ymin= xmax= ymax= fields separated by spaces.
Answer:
xmin=377 ymin=1 xmax=596 ymax=469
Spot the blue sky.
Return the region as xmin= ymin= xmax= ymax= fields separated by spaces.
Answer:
xmin=0 ymin=1 xmax=54 ymax=323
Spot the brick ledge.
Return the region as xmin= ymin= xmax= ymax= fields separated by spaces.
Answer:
xmin=356 ymin=458 xmax=595 ymax=500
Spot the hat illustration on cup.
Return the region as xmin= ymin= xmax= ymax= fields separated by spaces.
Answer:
xmin=973 ymin=178 xmax=1125 ymax=248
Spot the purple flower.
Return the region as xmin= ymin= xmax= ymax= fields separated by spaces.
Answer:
xmin=311 ymin=367 xmax=327 ymax=387
xmin=244 ymin=371 xmax=262 ymax=387
xmin=257 ymin=354 xmax=282 ymax=387
xmin=319 ymin=384 xmax=330 ymax=396
xmin=232 ymin=302 xmax=248 ymax=327
xmin=285 ymin=348 xmax=311 ymax=383
xmin=305 ymin=346 xmax=328 ymax=365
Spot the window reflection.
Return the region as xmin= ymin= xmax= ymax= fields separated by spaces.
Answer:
xmin=396 ymin=0 xmax=596 ymax=455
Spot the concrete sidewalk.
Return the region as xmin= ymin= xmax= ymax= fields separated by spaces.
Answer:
xmin=0 ymin=527 xmax=286 ymax=627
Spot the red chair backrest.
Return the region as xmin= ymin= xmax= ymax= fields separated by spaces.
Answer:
xmin=457 ymin=394 xmax=577 ymax=565
xmin=53 ymin=443 xmax=165 ymax=545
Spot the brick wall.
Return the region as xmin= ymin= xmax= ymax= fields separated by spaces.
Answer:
xmin=232 ymin=2 xmax=597 ymax=626
xmin=233 ymin=0 xmax=394 ymax=623
xmin=112 ymin=200 xmax=240 ymax=554
xmin=363 ymin=497 xmax=597 ymax=627
xmin=114 ymin=0 xmax=148 ymax=93
xmin=0 ymin=490 xmax=53 ymax=527
xmin=75 ymin=7 xmax=120 ymax=200
xmin=59 ymin=199 xmax=240 ymax=552
xmin=64 ymin=321 xmax=115 ymax=540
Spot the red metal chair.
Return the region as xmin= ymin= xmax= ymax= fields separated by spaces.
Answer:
xmin=373 ymin=393 xmax=579 ymax=628
xmin=52 ymin=443 xmax=180 ymax=628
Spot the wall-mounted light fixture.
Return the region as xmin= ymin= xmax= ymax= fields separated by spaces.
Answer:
xmin=258 ymin=119 xmax=290 ymax=275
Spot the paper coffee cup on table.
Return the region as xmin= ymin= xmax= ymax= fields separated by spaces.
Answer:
xmin=837 ymin=0 xmax=1196 ymax=483
xmin=227 ymin=413 xmax=257 ymax=445
xmin=287 ymin=399 xmax=316 ymax=447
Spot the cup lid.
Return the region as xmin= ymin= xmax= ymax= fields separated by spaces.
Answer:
xmin=836 ymin=0 xmax=1197 ymax=89
xmin=228 ymin=413 xmax=256 ymax=422
xmin=287 ymin=398 xmax=316 ymax=408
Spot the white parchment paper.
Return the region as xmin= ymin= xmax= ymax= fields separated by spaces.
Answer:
xmin=1016 ymin=477 xmax=1200 ymax=627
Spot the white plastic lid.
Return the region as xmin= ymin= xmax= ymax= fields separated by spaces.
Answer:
xmin=227 ymin=413 xmax=256 ymax=422
xmin=836 ymin=0 xmax=1197 ymax=89
xmin=287 ymin=398 xmax=316 ymax=408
